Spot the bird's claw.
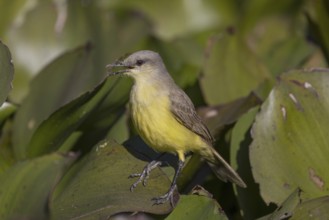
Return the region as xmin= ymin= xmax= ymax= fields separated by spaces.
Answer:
xmin=151 ymin=190 xmax=174 ymax=205
xmin=129 ymin=160 xmax=162 ymax=191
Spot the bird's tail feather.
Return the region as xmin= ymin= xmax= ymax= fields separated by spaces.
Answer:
xmin=201 ymin=146 xmax=247 ymax=188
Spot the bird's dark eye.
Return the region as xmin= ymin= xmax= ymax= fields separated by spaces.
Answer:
xmin=136 ymin=59 xmax=145 ymax=66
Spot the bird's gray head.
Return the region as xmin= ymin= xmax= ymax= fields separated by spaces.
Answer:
xmin=106 ymin=50 xmax=167 ymax=79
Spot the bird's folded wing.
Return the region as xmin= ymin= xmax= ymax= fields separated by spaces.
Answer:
xmin=169 ymin=87 xmax=214 ymax=145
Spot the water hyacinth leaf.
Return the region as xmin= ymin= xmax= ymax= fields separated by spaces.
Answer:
xmin=230 ymin=107 xmax=275 ymax=219
xmin=200 ymin=32 xmax=271 ymax=105
xmin=266 ymin=188 xmax=301 ymax=220
xmin=27 ymin=77 xmax=121 ymax=158
xmin=291 ymin=196 xmax=329 ymax=219
xmin=51 ymin=139 xmax=174 ymax=219
xmin=0 ymin=152 xmax=76 ymax=220
xmin=250 ymin=68 xmax=329 ymax=205
xmin=0 ymin=41 xmax=14 ymax=106
xmin=13 ymin=43 xmax=97 ymax=159
xmin=166 ymin=194 xmax=228 ymax=220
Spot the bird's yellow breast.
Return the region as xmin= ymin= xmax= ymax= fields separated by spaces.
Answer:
xmin=130 ymin=82 xmax=203 ymax=161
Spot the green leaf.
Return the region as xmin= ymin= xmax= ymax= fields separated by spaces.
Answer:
xmin=51 ymin=139 xmax=174 ymax=219
xmin=257 ymin=190 xmax=329 ymax=220
xmin=231 ymin=107 xmax=275 ymax=219
xmin=0 ymin=40 xmax=14 ymax=106
xmin=0 ymin=152 xmax=76 ymax=220
xmin=12 ymin=43 xmax=96 ymax=159
xmin=267 ymin=188 xmax=301 ymax=220
xmin=200 ymin=32 xmax=272 ymax=105
xmin=26 ymin=76 xmax=123 ymax=158
xmin=166 ymin=194 xmax=228 ymax=220
xmin=291 ymin=196 xmax=329 ymax=219
xmin=250 ymin=68 xmax=329 ymax=205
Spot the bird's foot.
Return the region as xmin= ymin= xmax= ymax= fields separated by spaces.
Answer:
xmin=129 ymin=160 xmax=162 ymax=192
xmin=151 ymin=185 xmax=176 ymax=205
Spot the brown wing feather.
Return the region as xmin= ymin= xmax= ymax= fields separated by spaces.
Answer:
xmin=169 ymin=87 xmax=214 ymax=144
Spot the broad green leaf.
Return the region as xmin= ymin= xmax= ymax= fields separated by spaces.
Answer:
xmin=200 ymin=32 xmax=272 ymax=105
xmin=258 ymin=190 xmax=329 ymax=220
xmin=250 ymin=68 xmax=329 ymax=205
xmin=51 ymin=139 xmax=174 ymax=219
xmin=0 ymin=152 xmax=76 ymax=220
xmin=166 ymin=194 xmax=228 ymax=220
xmin=291 ymin=196 xmax=329 ymax=219
xmin=266 ymin=188 xmax=301 ymax=220
xmin=231 ymin=107 xmax=275 ymax=219
xmin=13 ymin=43 xmax=96 ymax=159
xmin=0 ymin=40 xmax=14 ymax=106
xmin=26 ymin=77 xmax=124 ymax=158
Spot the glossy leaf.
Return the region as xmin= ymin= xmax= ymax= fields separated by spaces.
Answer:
xmin=51 ymin=139 xmax=174 ymax=219
xmin=0 ymin=152 xmax=76 ymax=220
xmin=250 ymin=68 xmax=329 ymax=204
xmin=0 ymin=40 xmax=14 ymax=106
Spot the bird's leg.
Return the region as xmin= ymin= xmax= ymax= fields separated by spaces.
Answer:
xmin=152 ymin=160 xmax=184 ymax=205
xmin=129 ymin=160 xmax=162 ymax=192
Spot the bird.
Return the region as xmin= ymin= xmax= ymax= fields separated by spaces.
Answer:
xmin=106 ymin=50 xmax=246 ymax=205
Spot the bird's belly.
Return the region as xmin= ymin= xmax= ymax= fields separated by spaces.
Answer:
xmin=131 ymin=96 xmax=201 ymax=154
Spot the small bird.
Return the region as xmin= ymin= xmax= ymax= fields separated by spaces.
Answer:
xmin=106 ymin=50 xmax=246 ymax=205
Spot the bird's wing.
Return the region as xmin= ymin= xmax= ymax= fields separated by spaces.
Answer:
xmin=169 ymin=87 xmax=214 ymax=144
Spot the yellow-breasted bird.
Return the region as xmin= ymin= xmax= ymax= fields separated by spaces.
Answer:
xmin=106 ymin=50 xmax=246 ymax=205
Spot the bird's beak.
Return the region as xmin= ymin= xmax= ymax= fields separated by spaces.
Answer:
xmin=106 ymin=62 xmax=131 ymax=76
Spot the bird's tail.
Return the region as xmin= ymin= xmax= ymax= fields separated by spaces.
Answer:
xmin=200 ymin=146 xmax=247 ymax=188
